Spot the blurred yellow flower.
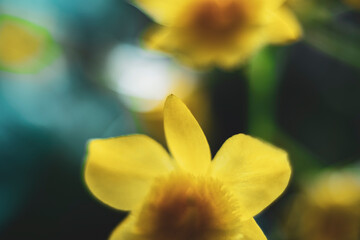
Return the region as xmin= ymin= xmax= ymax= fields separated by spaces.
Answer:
xmin=134 ymin=0 xmax=302 ymax=69
xmin=344 ymin=0 xmax=360 ymax=9
xmin=284 ymin=169 xmax=360 ymax=240
xmin=84 ymin=95 xmax=291 ymax=240
xmin=0 ymin=15 xmax=59 ymax=73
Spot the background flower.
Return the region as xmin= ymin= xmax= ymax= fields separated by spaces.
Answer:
xmin=135 ymin=0 xmax=302 ymax=68
xmin=283 ymin=168 xmax=360 ymax=240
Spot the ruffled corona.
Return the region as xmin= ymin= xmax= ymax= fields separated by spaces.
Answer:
xmin=134 ymin=173 xmax=241 ymax=240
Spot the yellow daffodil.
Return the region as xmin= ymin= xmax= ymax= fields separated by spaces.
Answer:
xmin=133 ymin=0 xmax=302 ymax=69
xmin=0 ymin=14 xmax=59 ymax=73
xmin=284 ymin=169 xmax=360 ymax=240
xmin=344 ymin=0 xmax=360 ymax=9
xmin=84 ymin=95 xmax=291 ymax=240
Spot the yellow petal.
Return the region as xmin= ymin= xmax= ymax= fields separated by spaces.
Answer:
xmin=144 ymin=25 xmax=176 ymax=52
xmin=144 ymin=25 xmax=264 ymax=69
xmin=164 ymin=95 xmax=211 ymax=175
xmin=109 ymin=215 xmax=137 ymax=240
xmin=265 ymin=7 xmax=302 ymax=44
xmin=84 ymin=135 xmax=173 ymax=211
xmin=216 ymin=29 xmax=265 ymax=69
xmin=211 ymin=134 xmax=291 ymax=219
xmin=131 ymin=0 xmax=191 ymax=26
xmin=236 ymin=218 xmax=267 ymax=240
xmin=246 ymin=0 xmax=287 ymax=20
xmin=262 ymin=0 xmax=286 ymax=10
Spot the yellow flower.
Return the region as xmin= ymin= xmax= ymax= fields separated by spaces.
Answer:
xmin=84 ymin=95 xmax=291 ymax=240
xmin=133 ymin=0 xmax=302 ymax=69
xmin=0 ymin=14 xmax=59 ymax=73
xmin=344 ymin=0 xmax=360 ymax=9
xmin=284 ymin=169 xmax=360 ymax=240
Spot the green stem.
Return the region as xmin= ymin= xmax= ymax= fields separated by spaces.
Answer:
xmin=247 ymin=47 xmax=281 ymax=142
xmin=247 ymin=47 xmax=323 ymax=176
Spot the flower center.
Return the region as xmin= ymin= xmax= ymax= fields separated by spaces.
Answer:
xmin=188 ymin=0 xmax=248 ymax=37
xmin=135 ymin=173 xmax=240 ymax=240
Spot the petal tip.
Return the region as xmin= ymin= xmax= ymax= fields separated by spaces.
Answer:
xmin=165 ymin=94 xmax=178 ymax=104
xmin=164 ymin=94 xmax=187 ymax=117
xmin=163 ymin=94 xmax=211 ymax=174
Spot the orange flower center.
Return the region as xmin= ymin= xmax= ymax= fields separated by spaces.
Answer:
xmin=188 ymin=0 xmax=248 ymax=37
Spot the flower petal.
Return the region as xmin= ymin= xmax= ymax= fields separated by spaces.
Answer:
xmin=256 ymin=0 xmax=286 ymax=10
xmin=131 ymin=0 xmax=192 ymax=26
xmin=265 ymin=7 xmax=302 ymax=44
xmin=246 ymin=0 xmax=286 ymax=18
xmin=235 ymin=218 xmax=267 ymax=240
xmin=109 ymin=215 xmax=136 ymax=240
xmin=211 ymin=134 xmax=291 ymax=219
xmin=144 ymin=24 xmax=264 ymax=69
xmin=164 ymin=95 xmax=211 ymax=175
xmin=84 ymin=135 xmax=173 ymax=211
xmin=216 ymin=29 xmax=265 ymax=69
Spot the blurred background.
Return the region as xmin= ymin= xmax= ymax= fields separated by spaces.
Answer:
xmin=0 ymin=0 xmax=359 ymax=239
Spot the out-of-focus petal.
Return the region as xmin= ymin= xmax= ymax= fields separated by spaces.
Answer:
xmin=215 ymin=29 xmax=264 ymax=69
xmin=211 ymin=134 xmax=291 ymax=220
xmin=131 ymin=0 xmax=192 ymax=26
xmin=144 ymin=25 xmax=264 ymax=69
xmin=164 ymin=95 xmax=211 ymax=175
xmin=265 ymin=7 xmax=302 ymax=44
xmin=109 ymin=215 xmax=137 ymax=240
xmin=262 ymin=0 xmax=286 ymax=10
xmin=248 ymin=0 xmax=287 ymax=15
xmin=84 ymin=135 xmax=173 ymax=211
